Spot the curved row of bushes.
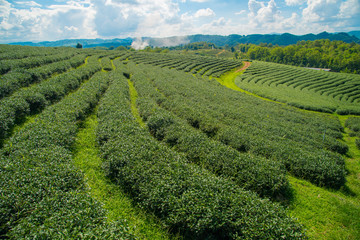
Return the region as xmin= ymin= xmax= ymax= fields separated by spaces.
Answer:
xmin=0 ymin=54 xmax=87 ymax=99
xmin=0 ymin=71 xmax=135 ymax=239
xmin=96 ymin=69 xmax=306 ymax=239
xmin=0 ymin=55 xmax=102 ymax=142
xmin=129 ymin=69 xmax=290 ymax=199
xmin=131 ymin=63 xmax=347 ymax=189
xmin=238 ymin=61 xmax=360 ymax=113
xmin=0 ymin=50 xmax=78 ymax=75
xmin=128 ymin=51 xmax=241 ymax=77
xmin=0 ymin=45 xmax=66 ymax=60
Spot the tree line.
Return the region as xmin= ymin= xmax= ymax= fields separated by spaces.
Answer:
xmin=235 ymin=39 xmax=360 ymax=74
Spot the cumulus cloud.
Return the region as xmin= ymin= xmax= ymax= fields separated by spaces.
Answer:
xmin=339 ymin=0 xmax=360 ymax=18
xmin=194 ymin=8 xmax=215 ymax=18
xmin=248 ymin=0 xmax=279 ymax=26
xmin=92 ymin=0 xmax=182 ymax=38
xmin=245 ymin=0 xmax=307 ymax=33
xmin=256 ymin=0 xmax=277 ymax=22
xmin=302 ymin=0 xmax=341 ymax=23
xmin=297 ymin=0 xmax=360 ymax=32
xmin=0 ymin=0 xmax=97 ymax=43
xmin=0 ymin=0 xmax=359 ymax=44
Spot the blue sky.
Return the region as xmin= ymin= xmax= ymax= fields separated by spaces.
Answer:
xmin=0 ymin=0 xmax=359 ymax=43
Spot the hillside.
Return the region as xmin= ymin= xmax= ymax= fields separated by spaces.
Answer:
xmin=0 ymin=45 xmax=359 ymax=239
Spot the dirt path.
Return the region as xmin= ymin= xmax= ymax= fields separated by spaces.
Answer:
xmin=235 ymin=61 xmax=251 ymax=72
xmin=216 ymin=49 xmax=226 ymax=57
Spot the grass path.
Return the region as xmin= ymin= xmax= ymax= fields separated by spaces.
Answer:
xmin=288 ymin=115 xmax=360 ymax=239
xmin=217 ymin=67 xmax=360 ymax=239
xmin=216 ymin=62 xmax=285 ymax=104
xmin=128 ymin=78 xmax=146 ymax=128
xmin=73 ymin=113 xmax=177 ymax=240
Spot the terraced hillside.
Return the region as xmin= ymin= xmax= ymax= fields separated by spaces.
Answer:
xmin=235 ymin=61 xmax=360 ymax=114
xmin=1 ymin=45 xmax=359 ymax=239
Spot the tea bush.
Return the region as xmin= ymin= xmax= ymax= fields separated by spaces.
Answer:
xmin=96 ymin=70 xmax=306 ymax=239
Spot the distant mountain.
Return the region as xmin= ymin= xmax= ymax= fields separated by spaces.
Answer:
xmin=348 ymin=31 xmax=360 ymax=39
xmin=10 ymin=38 xmax=132 ymax=48
xmin=9 ymin=32 xmax=359 ymax=48
xmin=183 ymin=32 xmax=360 ymax=46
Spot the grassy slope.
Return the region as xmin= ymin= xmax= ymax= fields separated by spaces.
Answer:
xmin=217 ymin=66 xmax=360 ymax=240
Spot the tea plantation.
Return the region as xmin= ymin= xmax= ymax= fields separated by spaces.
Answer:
xmin=0 ymin=45 xmax=359 ymax=239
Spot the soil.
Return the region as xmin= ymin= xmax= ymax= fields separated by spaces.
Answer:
xmin=235 ymin=61 xmax=251 ymax=72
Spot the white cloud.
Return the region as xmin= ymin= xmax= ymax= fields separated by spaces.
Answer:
xmin=245 ymin=0 xmax=308 ymax=34
xmin=194 ymin=8 xmax=215 ymax=18
xmin=0 ymin=0 xmax=359 ymax=44
xmin=339 ymin=0 xmax=360 ymax=18
xmin=248 ymin=0 xmax=279 ymax=26
xmin=15 ymin=1 xmax=42 ymax=7
xmin=64 ymin=25 xmax=79 ymax=31
xmin=0 ymin=0 xmax=11 ymax=18
xmin=195 ymin=17 xmax=233 ymax=35
xmin=302 ymin=0 xmax=342 ymax=23
xmin=210 ymin=17 xmax=227 ymax=26
xmin=285 ymin=0 xmax=306 ymax=5
xmin=256 ymin=0 xmax=277 ymax=22
xmin=248 ymin=0 xmax=265 ymax=14
xmin=0 ymin=0 xmax=97 ymax=43
xmin=92 ymin=0 xmax=182 ymax=38
xmin=235 ymin=10 xmax=247 ymax=15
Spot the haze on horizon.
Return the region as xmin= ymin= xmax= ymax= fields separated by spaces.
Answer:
xmin=0 ymin=0 xmax=359 ymax=44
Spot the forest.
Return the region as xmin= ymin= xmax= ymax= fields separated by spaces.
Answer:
xmin=235 ymin=39 xmax=360 ymax=73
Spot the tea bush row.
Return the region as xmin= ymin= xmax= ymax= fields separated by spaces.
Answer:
xmin=137 ymin=62 xmax=345 ymax=151
xmin=0 ymin=55 xmax=102 ymax=141
xmin=0 ymin=45 xmax=70 ymax=60
xmin=134 ymin=63 xmax=347 ymax=189
xmin=345 ymin=117 xmax=360 ymax=149
xmin=0 ymin=71 xmax=135 ymax=239
xmin=129 ymin=52 xmax=241 ymax=77
xmin=96 ymin=69 xmax=306 ymax=239
xmin=0 ymin=50 xmax=78 ymax=75
xmin=127 ymin=64 xmax=290 ymax=199
xmin=0 ymin=54 xmax=87 ymax=99
xmin=239 ymin=61 xmax=360 ymax=110
xmin=100 ymin=57 xmax=113 ymax=71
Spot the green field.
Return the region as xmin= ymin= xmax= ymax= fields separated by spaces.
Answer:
xmin=1 ymin=45 xmax=359 ymax=239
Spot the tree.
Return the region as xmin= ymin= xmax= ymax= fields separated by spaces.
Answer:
xmin=76 ymin=43 xmax=83 ymax=49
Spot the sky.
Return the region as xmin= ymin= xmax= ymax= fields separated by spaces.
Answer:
xmin=0 ymin=0 xmax=359 ymax=43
